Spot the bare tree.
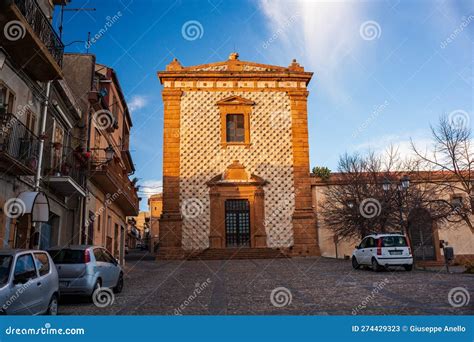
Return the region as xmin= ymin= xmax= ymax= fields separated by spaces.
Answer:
xmin=411 ymin=115 xmax=474 ymax=232
xmin=318 ymin=147 xmax=453 ymax=241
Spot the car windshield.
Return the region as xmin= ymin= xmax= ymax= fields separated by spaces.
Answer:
xmin=47 ymin=249 xmax=84 ymax=264
xmin=0 ymin=255 xmax=12 ymax=286
xmin=381 ymin=236 xmax=408 ymax=247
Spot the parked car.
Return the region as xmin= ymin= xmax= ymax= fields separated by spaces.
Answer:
xmin=0 ymin=249 xmax=59 ymax=315
xmin=47 ymin=245 xmax=123 ymax=299
xmin=352 ymin=234 xmax=413 ymax=271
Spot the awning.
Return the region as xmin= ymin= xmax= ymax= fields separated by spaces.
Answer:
xmin=15 ymin=191 xmax=50 ymax=223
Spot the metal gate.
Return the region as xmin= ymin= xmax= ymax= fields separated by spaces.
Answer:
xmin=408 ymin=209 xmax=436 ymax=261
xmin=225 ymin=199 xmax=250 ymax=247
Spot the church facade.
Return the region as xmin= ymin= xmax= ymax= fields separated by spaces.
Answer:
xmin=157 ymin=53 xmax=319 ymax=258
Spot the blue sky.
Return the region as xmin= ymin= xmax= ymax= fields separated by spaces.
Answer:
xmin=54 ymin=0 xmax=473 ymax=210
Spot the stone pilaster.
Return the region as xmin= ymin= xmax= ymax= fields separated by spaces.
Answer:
xmin=157 ymin=89 xmax=184 ymax=259
xmin=289 ymin=90 xmax=320 ymax=256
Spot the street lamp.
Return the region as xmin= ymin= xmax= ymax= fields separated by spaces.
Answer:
xmin=347 ymin=200 xmax=355 ymax=209
xmin=381 ymin=176 xmax=410 ymax=234
xmin=401 ymin=175 xmax=410 ymax=189
xmin=104 ymin=144 xmax=115 ymax=162
xmin=90 ymin=144 xmax=115 ymax=166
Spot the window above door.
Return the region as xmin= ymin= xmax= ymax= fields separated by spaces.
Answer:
xmin=217 ymin=96 xmax=254 ymax=148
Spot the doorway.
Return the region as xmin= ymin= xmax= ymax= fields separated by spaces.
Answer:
xmin=225 ymin=199 xmax=250 ymax=247
xmin=408 ymin=208 xmax=436 ymax=261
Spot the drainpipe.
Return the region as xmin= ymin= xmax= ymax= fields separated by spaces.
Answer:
xmin=31 ymin=80 xmax=52 ymax=249
xmin=34 ymin=81 xmax=51 ymax=191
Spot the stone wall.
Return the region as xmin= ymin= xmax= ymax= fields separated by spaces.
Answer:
xmin=179 ymin=91 xmax=295 ymax=250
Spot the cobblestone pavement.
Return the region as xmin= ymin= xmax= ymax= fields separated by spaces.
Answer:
xmin=59 ymin=255 xmax=473 ymax=315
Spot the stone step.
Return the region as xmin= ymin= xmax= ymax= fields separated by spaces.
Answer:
xmin=187 ymin=248 xmax=288 ymax=260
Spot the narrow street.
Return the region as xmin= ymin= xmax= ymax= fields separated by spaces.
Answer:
xmin=59 ymin=253 xmax=474 ymax=315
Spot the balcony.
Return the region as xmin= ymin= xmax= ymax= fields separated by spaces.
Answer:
xmin=90 ymin=151 xmax=139 ymax=216
xmin=42 ymin=147 xmax=87 ymax=197
xmin=0 ymin=112 xmax=39 ymax=175
xmin=0 ymin=0 xmax=64 ymax=81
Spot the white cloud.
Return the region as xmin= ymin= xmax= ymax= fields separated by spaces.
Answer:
xmin=352 ymin=131 xmax=433 ymax=161
xmin=258 ymin=0 xmax=368 ymax=100
xmin=139 ymin=179 xmax=162 ymax=199
xmin=128 ymin=95 xmax=148 ymax=112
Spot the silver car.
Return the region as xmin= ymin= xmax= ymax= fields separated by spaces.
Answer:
xmin=0 ymin=249 xmax=59 ymax=315
xmin=47 ymin=245 xmax=123 ymax=298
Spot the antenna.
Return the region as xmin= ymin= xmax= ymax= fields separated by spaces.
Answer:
xmin=59 ymin=4 xmax=96 ymax=41
xmin=86 ymin=32 xmax=91 ymax=53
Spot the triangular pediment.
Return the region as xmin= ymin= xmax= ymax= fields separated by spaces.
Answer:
xmin=216 ymin=96 xmax=255 ymax=106
xmin=164 ymin=53 xmax=305 ymax=73
xmin=186 ymin=60 xmax=288 ymax=72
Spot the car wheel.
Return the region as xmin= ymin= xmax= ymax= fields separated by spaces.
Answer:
xmin=371 ymin=258 xmax=382 ymax=272
xmin=351 ymin=256 xmax=360 ymax=269
xmin=47 ymin=294 xmax=58 ymax=316
xmin=404 ymin=264 xmax=413 ymax=271
xmin=113 ymin=273 xmax=123 ymax=294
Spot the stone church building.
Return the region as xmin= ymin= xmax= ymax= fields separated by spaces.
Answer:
xmin=156 ymin=53 xmax=474 ymax=264
xmin=157 ymin=53 xmax=318 ymax=259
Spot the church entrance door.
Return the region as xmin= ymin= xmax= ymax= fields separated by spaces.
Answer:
xmin=225 ymin=199 xmax=250 ymax=247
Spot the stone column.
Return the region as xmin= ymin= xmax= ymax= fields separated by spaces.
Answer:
xmin=289 ymin=90 xmax=320 ymax=256
xmin=157 ymin=89 xmax=184 ymax=259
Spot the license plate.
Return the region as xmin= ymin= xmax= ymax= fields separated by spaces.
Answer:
xmin=390 ymin=250 xmax=402 ymax=255
xmin=59 ymin=281 xmax=69 ymax=287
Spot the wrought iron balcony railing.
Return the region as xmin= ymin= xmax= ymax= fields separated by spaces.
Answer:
xmin=43 ymin=146 xmax=87 ymax=189
xmin=0 ymin=112 xmax=39 ymax=172
xmin=13 ymin=0 xmax=64 ymax=66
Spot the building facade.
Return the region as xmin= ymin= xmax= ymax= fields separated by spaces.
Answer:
xmin=62 ymin=55 xmax=139 ymax=264
xmin=157 ymin=53 xmax=319 ymax=258
xmin=0 ymin=2 xmax=138 ymax=262
xmin=0 ymin=0 xmax=87 ymax=250
xmin=148 ymin=193 xmax=162 ymax=251
xmin=312 ymin=175 xmax=474 ymax=265
xmin=156 ymin=53 xmax=474 ymax=264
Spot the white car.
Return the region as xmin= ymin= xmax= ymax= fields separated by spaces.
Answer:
xmin=352 ymin=234 xmax=413 ymax=271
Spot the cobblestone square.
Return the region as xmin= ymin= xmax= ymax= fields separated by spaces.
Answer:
xmin=59 ymin=255 xmax=473 ymax=315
